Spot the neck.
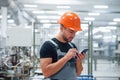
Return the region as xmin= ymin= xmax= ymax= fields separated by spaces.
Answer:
xmin=55 ymin=33 xmax=66 ymax=43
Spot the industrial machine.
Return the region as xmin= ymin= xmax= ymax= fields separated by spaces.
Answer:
xmin=0 ymin=46 xmax=32 ymax=80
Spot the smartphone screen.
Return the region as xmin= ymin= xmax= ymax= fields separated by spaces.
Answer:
xmin=81 ymin=49 xmax=89 ymax=54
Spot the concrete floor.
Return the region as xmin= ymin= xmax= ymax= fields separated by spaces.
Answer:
xmin=82 ymin=59 xmax=120 ymax=80
xmin=30 ymin=59 xmax=120 ymax=80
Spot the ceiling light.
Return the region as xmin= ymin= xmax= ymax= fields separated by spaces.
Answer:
xmin=56 ymin=6 xmax=70 ymax=9
xmin=37 ymin=15 xmax=59 ymax=19
xmin=24 ymin=4 xmax=38 ymax=8
xmin=99 ymin=27 xmax=111 ymax=32
xmin=50 ymin=20 xmax=57 ymax=23
xmin=23 ymin=8 xmax=36 ymax=11
xmin=84 ymin=17 xmax=95 ymax=21
xmin=46 ymin=11 xmax=58 ymax=14
xmin=0 ymin=15 xmax=10 ymax=18
xmin=106 ymin=26 xmax=117 ymax=30
xmin=0 ymin=15 xmax=2 ymax=18
xmin=58 ymin=12 xmax=66 ymax=15
xmin=32 ymin=11 xmax=45 ymax=14
xmin=94 ymin=5 xmax=108 ymax=9
xmin=88 ymin=13 xmax=100 ymax=16
xmin=8 ymin=19 xmax=14 ymax=23
xmin=48 ymin=16 xmax=59 ymax=19
xmin=36 ymin=16 xmax=48 ymax=19
xmin=35 ymin=0 xmax=83 ymax=4
xmin=35 ymin=29 xmax=39 ymax=32
xmin=108 ymin=22 xmax=117 ymax=25
xmin=24 ymin=26 xmax=32 ymax=29
xmin=40 ymin=20 xmax=50 ymax=23
xmin=7 ymin=15 xmax=10 ymax=18
xmin=113 ymin=18 xmax=120 ymax=22
xmin=103 ymin=36 xmax=112 ymax=40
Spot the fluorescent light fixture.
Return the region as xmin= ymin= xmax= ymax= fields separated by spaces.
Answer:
xmin=113 ymin=18 xmax=120 ymax=22
xmin=106 ymin=26 xmax=117 ymax=30
xmin=88 ymin=13 xmax=100 ymax=16
xmin=48 ymin=34 xmax=54 ymax=38
xmin=33 ymin=11 xmax=60 ymax=14
xmin=24 ymin=4 xmax=38 ymax=8
xmin=40 ymin=20 xmax=50 ymax=23
xmin=108 ymin=22 xmax=117 ymax=25
xmin=8 ymin=19 xmax=14 ymax=23
xmin=32 ymin=11 xmax=45 ymax=14
xmin=56 ymin=6 xmax=70 ymax=9
xmin=0 ymin=15 xmax=10 ymax=18
xmin=46 ymin=11 xmax=60 ymax=14
xmin=58 ymin=12 xmax=66 ymax=15
xmin=81 ymin=24 xmax=88 ymax=27
xmin=48 ymin=16 xmax=59 ymax=19
xmin=93 ymin=27 xmax=111 ymax=34
xmin=37 ymin=16 xmax=48 ymax=19
xmin=35 ymin=29 xmax=39 ymax=32
xmin=50 ymin=20 xmax=57 ymax=23
xmin=7 ymin=15 xmax=10 ymax=18
xmin=93 ymin=43 xmax=99 ymax=47
xmin=112 ymin=35 xmax=116 ymax=38
xmin=24 ymin=26 xmax=31 ymax=29
xmin=37 ymin=15 xmax=59 ymax=19
xmin=84 ymin=17 xmax=95 ymax=21
xmin=35 ymin=0 xmax=83 ymax=4
xmin=103 ymin=36 xmax=111 ymax=39
xmin=98 ymin=27 xmax=111 ymax=32
xmin=94 ymin=5 xmax=108 ymax=9
xmin=0 ymin=15 xmax=2 ymax=18
xmin=100 ymin=29 xmax=111 ymax=32
xmin=23 ymin=8 xmax=36 ymax=11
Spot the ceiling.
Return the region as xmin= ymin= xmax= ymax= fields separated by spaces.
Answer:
xmin=0 ymin=0 xmax=120 ymax=27
xmin=0 ymin=0 xmax=120 ymax=44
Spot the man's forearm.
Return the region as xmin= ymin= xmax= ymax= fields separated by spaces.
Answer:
xmin=76 ymin=62 xmax=83 ymax=76
xmin=42 ymin=56 xmax=69 ymax=78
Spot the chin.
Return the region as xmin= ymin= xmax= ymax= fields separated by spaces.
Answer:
xmin=67 ymin=39 xmax=72 ymax=42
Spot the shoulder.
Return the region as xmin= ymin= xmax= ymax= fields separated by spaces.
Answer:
xmin=41 ymin=38 xmax=58 ymax=49
xmin=40 ymin=40 xmax=57 ymax=59
xmin=41 ymin=40 xmax=54 ymax=48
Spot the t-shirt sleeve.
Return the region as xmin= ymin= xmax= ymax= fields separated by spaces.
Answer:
xmin=39 ymin=41 xmax=55 ymax=58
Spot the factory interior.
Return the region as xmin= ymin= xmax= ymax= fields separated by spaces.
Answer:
xmin=0 ymin=0 xmax=120 ymax=80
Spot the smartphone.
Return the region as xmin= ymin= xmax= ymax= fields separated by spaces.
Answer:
xmin=81 ymin=49 xmax=89 ymax=54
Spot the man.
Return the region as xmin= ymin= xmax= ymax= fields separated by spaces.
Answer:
xmin=40 ymin=12 xmax=86 ymax=80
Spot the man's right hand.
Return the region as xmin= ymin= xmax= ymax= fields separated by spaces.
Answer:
xmin=64 ymin=48 xmax=78 ymax=61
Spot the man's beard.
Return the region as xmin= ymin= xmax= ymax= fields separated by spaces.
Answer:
xmin=62 ymin=35 xmax=72 ymax=42
xmin=63 ymin=36 xmax=68 ymax=42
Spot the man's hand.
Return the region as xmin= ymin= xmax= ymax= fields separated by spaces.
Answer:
xmin=76 ymin=52 xmax=85 ymax=63
xmin=64 ymin=48 xmax=78 ymax=61
xmin=76 ymin=52 xmax=86 ymax=76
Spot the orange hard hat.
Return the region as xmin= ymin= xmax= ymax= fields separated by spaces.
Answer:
xmin=58 ymin=12 xmax=82 ymax=31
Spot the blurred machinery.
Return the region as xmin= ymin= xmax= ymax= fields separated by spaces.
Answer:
xmin=0 ymin=46 xmax=33 ymax=80
xmin=114 ymin=41 xmax=120 ymax=65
